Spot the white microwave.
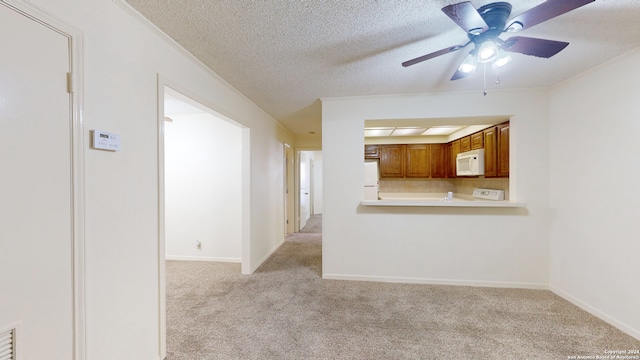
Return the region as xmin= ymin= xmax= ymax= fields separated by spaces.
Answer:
xmin=456 ymin=149 xmax=485 ymax=176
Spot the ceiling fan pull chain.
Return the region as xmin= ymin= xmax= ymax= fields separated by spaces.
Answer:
xmin=495 ymin=68 xmax=501 ymax=85
xmin=483 ymin=63 xmax=488 ymax=96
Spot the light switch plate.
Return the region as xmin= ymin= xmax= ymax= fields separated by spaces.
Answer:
xmin=92 ymin=130 xmax=120 ymax=151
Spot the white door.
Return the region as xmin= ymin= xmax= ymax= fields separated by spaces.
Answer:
xmin=299 ymin=155 xmax=310 ymax=230
xmin=0 ymin=4 xmax=74 ymax=359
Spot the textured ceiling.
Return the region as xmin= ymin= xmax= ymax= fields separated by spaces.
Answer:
xmin=124 ymin=0 xmax=640 ymax=135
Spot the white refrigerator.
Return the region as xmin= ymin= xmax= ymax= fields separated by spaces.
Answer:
xmin=363 ymin=160 xmax=379 ymax=200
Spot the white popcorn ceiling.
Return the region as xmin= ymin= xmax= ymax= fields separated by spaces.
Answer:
xmin=124 ymin=0 xmax=640 ymax=135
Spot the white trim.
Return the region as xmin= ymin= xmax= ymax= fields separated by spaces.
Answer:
xmin=0 ymin=2 xmax=86 ymax=360
xmin=240 ymin=127 xmax=251 ymax=274
xmin=322 ymin=274 xmax=549 ymax=290
xmin=550 ymin=286 xmax=640 ymax=341
xmin=165 ymin=256 xmax=241 ymax=263
xmin=155 ymin=76 xmax=167 ymax=360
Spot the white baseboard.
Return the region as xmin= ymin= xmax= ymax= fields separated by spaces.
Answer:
xmin=165 ymin=255 xmax=240 ymax=263
xmin=249 ymin=238 xmax=285 ymax=274
xmin=322 ymin=273 xmax=548 ymax=290
xmin=550 ymin=285 xmax=640 ymax=341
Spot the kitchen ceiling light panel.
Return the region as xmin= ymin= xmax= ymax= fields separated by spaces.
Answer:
xmin=364 ymin=128 xmax=394 ymax=137
xmin=391 ymin=128 xmax=427 ymax=136
xmin=423 ymin=126 xmax=464 ymax=135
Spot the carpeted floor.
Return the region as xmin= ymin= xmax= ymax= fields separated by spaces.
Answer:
xmin=299 ymin=214 xmax=322 ymax=233
xmin=166 ymin=232 xmax=639 ymax=359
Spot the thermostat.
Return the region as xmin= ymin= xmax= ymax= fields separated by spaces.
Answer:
xmin=92 ymin=130 xmax=121 ymax=151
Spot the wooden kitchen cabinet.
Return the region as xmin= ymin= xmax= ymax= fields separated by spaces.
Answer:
xmin=406 ymin=144 xmax=431 ymax=178
xmin=483 ymin=122 xmax=509 ymax=178
xmin=448 ymin=140 xmax=460 ymax=178
xmin=483 ymin=127 xmax=497 ymax=177
xmin=430 ymin=144 xmax=448 ymax=178
xmin=471 ymin=132 xmax=484 ymax=150
xmin=460 ymin=136 xmax=471 ymax=152
xmin=497 ymin=123 xmax=509 ymax=177
xmin=379 ymin=144 xmax=406 ymax=178
xmin=364 ymin=145 xmax=379 ymax=159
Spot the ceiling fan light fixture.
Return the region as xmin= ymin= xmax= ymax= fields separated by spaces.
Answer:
xmin=458 ymin=52 xmax=477 ymax=74
xmin=492 ymin=49 xmax=512 ymax=69
xmin=506 ymin=21 xmax=523 ymax=32
xmin=477 ymin=41 xmax=498 ymax=63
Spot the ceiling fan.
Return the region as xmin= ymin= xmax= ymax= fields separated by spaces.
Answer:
xmin=402 ymin=0 xmax=595 ymax=81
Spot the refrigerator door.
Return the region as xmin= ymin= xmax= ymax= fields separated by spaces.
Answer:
xmin=364 ymin=161 xmax=379 ymax=186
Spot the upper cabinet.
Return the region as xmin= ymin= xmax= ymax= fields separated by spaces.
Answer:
xmin=430 ymin=144 xmax=448 ymax=179
xmin=448 ymin=140 xmax=460 ymax=178
xmin=406 ymin=144 xmax=431 ymax=178
xmin=379 ymin=144 xmax=406 ymax=178
xmin=483 ymin=127 xmax=498 ymax=177
xmin=364 ymin=145 xmax=379 ymax=159
xmin=460 ymin=136 xmax=471 ymax=152
xmin=497 ymin=123 xmax=509 ymax=177
xmin=481 ymin=122 xmax=509 ymax=178
xmin=374 ymin=144 xmax=449 ymax=179
xmin=471 ymin=132 xmax=484 ymax=150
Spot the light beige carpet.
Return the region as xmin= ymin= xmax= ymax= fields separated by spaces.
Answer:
xmin=166 ymin=234 xmax=639 ymax=359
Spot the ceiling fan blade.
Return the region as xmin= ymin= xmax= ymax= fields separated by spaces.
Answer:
xmin=441 ymin=1 xmax=488 ymax=35
xmin=503 ymin=36 xmax=569 ymax=58
xmin=402 ymin=44 xmax=466 ymax=67
xmin=506 ymin=0 xmax=595 ymax=32
xmin=442 ymin=1 xmax=489 ymax=35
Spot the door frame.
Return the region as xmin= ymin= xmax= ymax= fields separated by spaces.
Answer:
xmin=0 ymin=1 xmax=86 ymax=359
xmin=284 ymin=144 xmax=294 ymax=235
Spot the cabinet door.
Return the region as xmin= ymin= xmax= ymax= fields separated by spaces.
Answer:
xmin=430 ymin=144 xmax=448 ymax=178
xmin=471 ymin=132 xmax=484 ymax=150
xmin=460 ymin=136 xmax=471 ymax=152
xmin=497 ymin=123 xmax=510 ymax=177
xmin=483 ymin=127 xmax=498 ymax=177
xmin=379 ymin=144 xmax=406 ymax=178
xmin=406 ymin=144 xmax=430 ymax=178
xmin=364 ymin=145 xmax=379 ymax=159
xmin=449 ymin=140 xmax=460 ymax=178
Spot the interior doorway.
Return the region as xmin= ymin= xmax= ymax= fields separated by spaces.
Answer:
xmin=163 ymin=86 xmax=244 ymax=263
xmin=158 ymin=82 xmax=251 ymax=356
xmin=297 ymin=150 xmax=322 ymax=232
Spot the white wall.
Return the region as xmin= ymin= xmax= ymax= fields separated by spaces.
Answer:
xmin=322 ymin=89 xmax=551 ymax=287
xmin=549 ymin=48 xmax=640 ymax=339
xmin=13 ymin=0 xmax=293 ymax=359
xmin=165 ymin=112 xmax=241 ymax=261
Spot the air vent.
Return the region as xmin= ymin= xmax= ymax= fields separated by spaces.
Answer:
xmin=0 ymin=328 xmax=15 ymax=360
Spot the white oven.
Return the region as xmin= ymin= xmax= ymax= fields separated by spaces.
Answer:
xmin=456 ymin=149 xmax=485 ymax=176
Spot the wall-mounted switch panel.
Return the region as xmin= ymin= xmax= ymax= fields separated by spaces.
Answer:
xmin=92 ymin=130 xmax=120 ymax=151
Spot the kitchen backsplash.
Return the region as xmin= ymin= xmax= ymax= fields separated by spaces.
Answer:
xmin=379 ymin=178 xmax=509 ymax=200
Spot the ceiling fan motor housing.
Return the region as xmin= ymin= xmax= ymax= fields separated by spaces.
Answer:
xmin=469 ymin=2 xmax=512 ymax=44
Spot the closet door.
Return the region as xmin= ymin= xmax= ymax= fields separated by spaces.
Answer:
xmin=0 ymin=4 xmax=74 ymax=359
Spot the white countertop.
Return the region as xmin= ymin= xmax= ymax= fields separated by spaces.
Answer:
xmin=361 ymin=192 xmax=526 ymax=208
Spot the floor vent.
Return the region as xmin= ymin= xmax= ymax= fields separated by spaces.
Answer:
xmin=0 ymin=328 xmax=15 ymax=360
